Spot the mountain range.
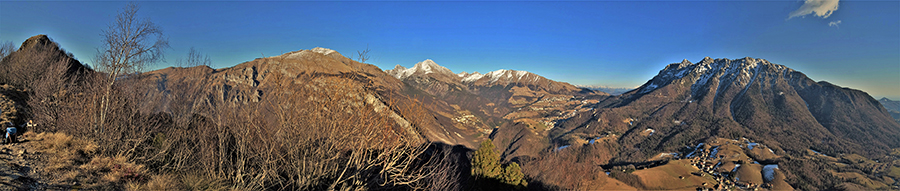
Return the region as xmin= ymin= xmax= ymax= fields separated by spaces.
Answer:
xmin=140 ymin=48 xmax=900 ymax=190
xmin=2 ymin=35 xmax=899 ymax=190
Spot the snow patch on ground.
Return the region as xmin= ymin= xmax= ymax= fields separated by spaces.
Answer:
xmin=748 ymin=143 xmax=758 ymax=150
xmin=763 ymin=164 xmax=779 ymax=181
xmin=644 ymin=128 xmax=656 ymax=136
xmin=709 ymin=146 xmax=720 ymax=158
xmin=811 ymin=149 xmax=829 ymax=157
xmin=640 ymin=83 xmax=659 ymax=94
xmin=556 ymin=145 xmax=570 ymax=151
xmin=686 ymin=143 xmax=704 ymax=157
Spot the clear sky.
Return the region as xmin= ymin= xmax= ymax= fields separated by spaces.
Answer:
xmin=1 ymin=1 xmax=898 ymax=99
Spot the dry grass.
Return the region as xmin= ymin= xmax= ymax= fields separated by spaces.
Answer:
xmin=30 ymin=132 xmax=162 ymax=189
xmin=632 ymin=160 xmax=715 ymax=190
xmin=126 ymin=173 xmax=183 ymax=191
xmin=179 ymin=173 xmax=229 ymax=191
xmin=33 ymin=132 xmax=98 ymax=172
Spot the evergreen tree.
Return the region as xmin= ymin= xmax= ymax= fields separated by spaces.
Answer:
xmin=502 ymin=162 xmax=527 ymax=187
xmin=472 ymin=140 xmax=501 ymax=178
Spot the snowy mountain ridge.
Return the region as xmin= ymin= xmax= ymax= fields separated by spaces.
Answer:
xmin=638 ymin=57 xmax=794 ymax=99
xmin=385 ymin=59 xmax=543 ymax=85
xmin=387 ymin=59 xmax=455 ymax=79
xmin=273 ymin=47 xmax=342 ymax=60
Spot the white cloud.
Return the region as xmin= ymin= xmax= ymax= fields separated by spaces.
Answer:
xmin=828 ymin=20 xmax=842 ymax=27
xmin=788 ymin=0 xmax=840 ymax=19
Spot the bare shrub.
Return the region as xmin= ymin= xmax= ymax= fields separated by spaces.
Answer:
xmin=357 ymin=44 xmax=370 ymax=63
xmin=0 ymin=41 xmax=14 ymax=60
xmin=176 ymin=47 xmax=211 ymax=67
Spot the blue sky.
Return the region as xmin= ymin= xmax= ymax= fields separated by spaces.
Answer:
xmin=1 ymin=1 xmax=898 ymax=99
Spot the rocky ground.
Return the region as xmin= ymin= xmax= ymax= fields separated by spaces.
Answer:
xmin=0 ymin=132 xmax=77 ymax=190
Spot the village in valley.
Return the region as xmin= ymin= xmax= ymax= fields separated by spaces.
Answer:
xmin=600 ymin=137 xmax=792 ymax=191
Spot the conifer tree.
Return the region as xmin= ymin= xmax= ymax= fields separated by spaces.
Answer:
xmin=472 ymin=140 xmax=501 ymax=178
xmin=502 ymin=162 xmax=527 ymax=187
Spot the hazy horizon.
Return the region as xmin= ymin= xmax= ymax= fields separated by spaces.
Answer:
xmin=1 ymin=1 xmax=898 ymax=99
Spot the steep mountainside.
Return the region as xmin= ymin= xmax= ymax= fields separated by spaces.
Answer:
xmin=529 ymin=57 xmax=900 ymax=190
xmin=139 ymin=48 xmax=477 ymax=147
xmin=621 ymin=57 xmax=900 ymax=157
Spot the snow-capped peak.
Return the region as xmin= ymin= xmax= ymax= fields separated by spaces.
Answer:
xmin=273 ymin=47 xmax=341 ymax=60
xmin=386 ymin=59 xmax=455 ymax=79
xmin=311 ymin=47 xmax=336 ymax=55
xmin=412 ymin=59 xmax=453 ymax=76
xmin=637 ymin=57 xmax=792 ymax=99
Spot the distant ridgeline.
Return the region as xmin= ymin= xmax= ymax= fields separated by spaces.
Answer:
xmin=880 ymin=97 xmax=900 ymax=122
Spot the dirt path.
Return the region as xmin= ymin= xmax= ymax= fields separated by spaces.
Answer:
xmin=0 ymin=140 xmax=39 ymax=190
xmin=0 ymin=134 xmax=74 ymax=190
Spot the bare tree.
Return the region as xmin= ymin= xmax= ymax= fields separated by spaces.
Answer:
xmin=176 ymin=47 xmax=211 ymax=67
xmin=94 ymin=2 xmax=169 ymax=133
xmin=0 ymin=41 xmax=14 ymax=61
xmin=356 ymin=44 xmax=370 ymax=63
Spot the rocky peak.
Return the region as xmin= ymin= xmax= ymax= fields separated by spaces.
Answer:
xmin=459 ymin=71 xmax=484 ymax=82
xmin=415 ymin=59 xmax=453 ymax=75
xmin=678 ymin=59 xmax=692 ymax=68
xmin=274 ymin=47 xmax=345 ymax=61
xmin=638 ymin=57 xmax=791 ymax=95
xmin=393 ymin=65 xmax=407 ymax=71
xmin=19 ymin=34 xmax=57 ymax=52
xmin=386 ymin=59 xmax=455 ymax=80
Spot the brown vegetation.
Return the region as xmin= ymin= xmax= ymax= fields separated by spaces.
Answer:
xmin=0 ymin=31 xmax=465 ymax=189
